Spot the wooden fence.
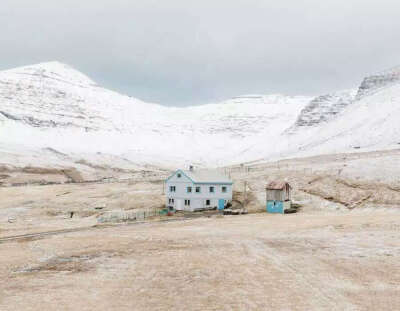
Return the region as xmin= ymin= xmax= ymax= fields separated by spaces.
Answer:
xmin=97 ymin=208 xmax=163 ymax=223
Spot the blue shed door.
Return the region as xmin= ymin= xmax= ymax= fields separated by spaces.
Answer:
xmin=218 ymin=199 xmax=225 ymax=210
xmin=267 ymin=201 xmax=284 ymax=214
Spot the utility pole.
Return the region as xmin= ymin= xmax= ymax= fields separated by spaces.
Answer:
xmin=243 ymin=181 xmax=247 ymax=210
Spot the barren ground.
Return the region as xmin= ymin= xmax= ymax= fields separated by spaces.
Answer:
xmin=1 ymin=149 xmax=400 ymax=310
xmin=1 ymin=212 xmax=400 ymax=310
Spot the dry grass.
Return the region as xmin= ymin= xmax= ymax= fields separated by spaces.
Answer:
xmin=16 ymin=254 xmax=99 ymax=274
xmin=1 ymin=149 xmax=400 ymax=310
xmin=1 ymin=212 xmax=399 ymax=310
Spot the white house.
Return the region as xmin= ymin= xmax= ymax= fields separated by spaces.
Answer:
xmin=165 ymin=167 xmax=233 ymax=212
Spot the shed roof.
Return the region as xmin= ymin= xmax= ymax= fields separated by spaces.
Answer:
xmin=266 ymin=180 xmax=291 ymax=190
xmin=181 ymin=169 xmax=232 ymax=184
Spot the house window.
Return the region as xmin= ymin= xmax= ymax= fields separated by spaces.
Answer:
xmin=177 ymin=173 xmax=182 ymax=178
xmin=209 ymin=186 xmax=214 ymax=193
xmin=222 ymin=186 xmax=227 ymax=193
xmin=187 ymin=186 xmax=192 ymax=193
xmin=169 ymin=186 xmax=176 ymax=192
xmin=168 ymin=198 xmax=175 ymax=204
xmin=206 ymin=199 xmax=211 ymax=206
xmin=184 ymin=199 xmax=191 ymax=206
xmin=195 ymin=186 xmax=201 ymax=193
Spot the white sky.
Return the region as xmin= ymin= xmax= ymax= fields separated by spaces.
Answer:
xmin=1 ymin=0 xmax=400 ymax=106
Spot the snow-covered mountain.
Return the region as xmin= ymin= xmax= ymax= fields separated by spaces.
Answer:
xmin=0 ymin=62 xmax=168 ymax=131
xmin=246 ymin=66 xmax=400 ymax=163
xmin=356 ymin=66 xmax=400 ymax=100
xmin=0 ymin=61 xmax=400 ymax=170
xmin=0 ymin=62 xmax=310 ymax=167
xmin=288 ymin=89 xmax=356 ymax=132
xmin=295 ymin=82 xmax=400 ymax=155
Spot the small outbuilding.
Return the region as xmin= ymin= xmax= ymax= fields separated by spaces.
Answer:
xmin=266 ymin=181 xmax=292 ymax=214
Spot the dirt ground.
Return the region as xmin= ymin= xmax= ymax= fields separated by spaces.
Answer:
xmin=0 ymin=181 xmax=165 ymax=237
xmin=1 ymin=212 xmax=399 ymax=311
xmin=1 ymin=149 xmax=400 ymax=310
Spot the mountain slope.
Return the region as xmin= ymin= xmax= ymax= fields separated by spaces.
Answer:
xmin=300 ymin=82 xmax=400 ymax=154
xmin=0 ymin=61 xmax=168 ymax=131
xmin=0 ymin=62 xmax=311 ymax=167
xmin=356 ymin=65 xmax=400 ymax=100
xmin=233 ymin=66 xmax=400 ymax=164
xmin=288 ymin=89 xmax=356 ymax=132
xmin=1 ymin=61 xmax=400 ymax=170
xmin=297 ymin=66 xmax=400 ymax=154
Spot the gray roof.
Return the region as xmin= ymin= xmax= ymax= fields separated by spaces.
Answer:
xmin=266 ymin=180 xmax=291 ymax=190
xmin=182 ymin=169 xmax=232 ymax=184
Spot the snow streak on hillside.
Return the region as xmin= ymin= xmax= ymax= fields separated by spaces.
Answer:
xmin=0 ymin=61 xmax=400 ymax=168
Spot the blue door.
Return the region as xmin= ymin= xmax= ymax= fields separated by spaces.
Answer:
xmin=218 ymin=199 xmax=225 ymax=210
xmin=267 ymin=201 xmax=284 ymax=214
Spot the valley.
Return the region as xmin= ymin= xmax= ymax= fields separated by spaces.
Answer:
xmin=1 ymin=62 xmax=400 ymax=310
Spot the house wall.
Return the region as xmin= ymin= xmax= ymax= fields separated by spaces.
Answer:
xmin=266 ymin=188 xmax=291 ymax=201
xmin=284 ymin=185 xmax=291 ymax=201
xmin=165 ymin=171 xmax=233 ymax=211
xmin=266 ymin=189 xmax=283 ymax=201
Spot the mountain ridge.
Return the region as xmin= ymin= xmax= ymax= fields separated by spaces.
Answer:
xmin=0 ymin=61 xmax=399 ymax=168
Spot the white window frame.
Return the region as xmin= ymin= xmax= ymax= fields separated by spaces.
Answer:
xmin=209 ymin=186 xmax=215 ymax=193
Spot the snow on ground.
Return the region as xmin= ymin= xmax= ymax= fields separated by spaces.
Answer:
xmin=1 ymin=61 xmax=400 ymax=170
xmin=0 ymin=62 xmax=311 ymax=167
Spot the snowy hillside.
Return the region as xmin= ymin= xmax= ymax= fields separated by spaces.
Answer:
xmin=288 ymin=89 xmax=356 ymax=132
xmin=0 ymin=62 xmax=169 ymax=131
xmin=293 ymin=67 xmax=400 ymax=155
xmin=246 ymin=67 xmax=400 ymax=163
xmin=0 ymin=62 xmax=310 ymax=167
xmin=356 ymin=66 xmax=400 ymax=100
xmin=0 ymin=61 xmax=400 ymax=169
xmin=296 ymin=82 xmax=400 ymax=155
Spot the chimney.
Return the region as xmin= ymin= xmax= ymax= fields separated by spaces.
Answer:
xmin=189 ymin=165 xmax=194 ymax=172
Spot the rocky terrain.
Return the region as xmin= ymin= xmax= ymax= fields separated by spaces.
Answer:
xmin=356 ymin=65 xmax=400 ymax=99
xmin=289 ymin=89 xmax=356 ymax=130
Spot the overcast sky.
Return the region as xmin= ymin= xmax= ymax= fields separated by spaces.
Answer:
xmin=1 ymin=0 xmax=400 ymax=106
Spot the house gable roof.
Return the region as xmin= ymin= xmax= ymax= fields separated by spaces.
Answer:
xmin=166 ymin=169 xmax=233 ymax=184
xmin=165 ymin=170 xmax=195 ymax=183
xmin=266 ymin=180 xmax=291 ymax=190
